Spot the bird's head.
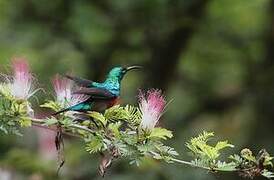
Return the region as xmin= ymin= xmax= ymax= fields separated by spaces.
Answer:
xmin=106 ymin=65 xmax=142 ymax=82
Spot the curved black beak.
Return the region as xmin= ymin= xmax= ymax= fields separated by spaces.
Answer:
xmin=124 ymin=65 xmax=142 ymax=72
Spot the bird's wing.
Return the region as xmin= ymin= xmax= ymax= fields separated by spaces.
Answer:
xmin=73 ymin=88 xmax=116 ymax=100
xmin=65 ymin=75 xmax=93 ymax=87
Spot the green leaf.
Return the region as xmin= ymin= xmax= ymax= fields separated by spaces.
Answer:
xmin=257 ymin=149 xmax=274 ymax=167
xmin=191 ymin=131 xmax=215 ymax=144
xmin=264 ymin=155 xmax=274 ymax=167
xmin=40 ymin=100 xmax=61 ymax=112
xmin=129 ymin=159 xmax=142 ymax=166
xmin=137 ymin=142 xmax=155 ymax=154
xmin=85 ymin=136 xmax=104 ymax=153
xmin=60 ymin=117 xmax=73 ymax=127
xmin=19 ymin=117 xmax=32 ymax=127
xmin=108 ymin=122 xmax=121 ymax=138
xmin=190 ymin=159 xmax=209 ymax=168
xmin=148 ymin=128 xmax=173 ymax=140
xmin=0 ymin=84 xmax=13 ymax=99
xmin=262 ymin=170 xmax=274 ymax=179
xmin=186 ymin=131 xmax=234 ymax=164
xmin=215 ymin=141 xmax=234 ymax=150
xmin=104 ymin=105 xmax=141 ymax=125
xmin=229 ymin=154 xmax=243 ymax=166
xmin=216 ymin=161 xmax=237 ymax=171
xmin=104 ymin=105 xmax=128 ymax=121
xmin=0 ymin=125 xmax=8 ymax=134
xmin=154 ymin=142 xmax=179 ymax=157
xmin=152 ymin=152 xmax=162 ymax=160
xmin=240 ymin=148 xmax=256 ymax=163
xmin=43 ymin=118 xmax=58 ymax=126
xmin=124 ymin=105 xmax=141 ymax=124
xmin=88 ymin=111 xmax=107 ymax=126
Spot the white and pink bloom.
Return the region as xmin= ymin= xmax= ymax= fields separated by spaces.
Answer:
xmin=52 ymin=74 xmax=88 ymax=108
xmin=138 ymin=89 xmax=166 ymax=130
xmin=0 ymin=58 xmax=38 ymax=116
xmin=9 ymin=58 xmax=37 ymax=100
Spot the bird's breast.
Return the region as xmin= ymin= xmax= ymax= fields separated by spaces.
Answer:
xmin=107 ymin=97 xmax=120 ymax=108
xmin=91 ymin=97 xmax=120 ymax=112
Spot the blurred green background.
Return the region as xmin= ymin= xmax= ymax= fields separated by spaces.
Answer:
xmin=0 ymin=0 xmax=273 ymax=179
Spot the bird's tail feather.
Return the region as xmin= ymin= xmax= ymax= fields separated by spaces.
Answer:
xmin=52 ymin=108 xmax=70 ymax=116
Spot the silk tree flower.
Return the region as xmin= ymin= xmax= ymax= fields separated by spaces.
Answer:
xmin=0 ymin=58 xmax=38 ymax=117
xmin=52 ymin=74 xmax=88 ymax=108
xmin=138 ymin=89 xmax=166 ymax=130
xmin=8 ymin=58 xmax=37 ymax=100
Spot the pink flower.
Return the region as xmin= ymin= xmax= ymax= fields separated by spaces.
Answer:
xmin=138 ymin=89 xmax=166 ymax=130
xmin=9 ymin=58 xmax=37 ymax=100
xmin=52 ymin=74 xmax=88 ymax=108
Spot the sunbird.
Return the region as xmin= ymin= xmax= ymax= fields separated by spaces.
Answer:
xmin=53 ymin=66 xmax=142 ymax=115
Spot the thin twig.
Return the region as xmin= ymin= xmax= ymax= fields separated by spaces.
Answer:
xmin=32 ymin=118 xmax=239 ymax=174
xmin=170 ymin=157 xmax=238 ymax=172
xmin=32 ymin=123 xmax=82 ymax=138
xmin=70 ymin=123 xmax=96 ymax=135
xmin=170 ymin=157 xmax=210 ymax=170
xmin=31 ymin=118 xmax=96 ymax=136
xmin=150 ymin=151 xmax=236 ymax=173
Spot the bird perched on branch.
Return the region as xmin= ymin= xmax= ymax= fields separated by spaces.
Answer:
xmin=53 ymin=66 xmax=142 ymax=115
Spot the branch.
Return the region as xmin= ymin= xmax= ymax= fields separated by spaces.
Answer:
xmin=0 ymin=64 xmax=273 ymax=179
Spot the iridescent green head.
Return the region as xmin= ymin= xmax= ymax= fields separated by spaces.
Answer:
xmin=106 ymin=65 xmax=142 ymax=82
